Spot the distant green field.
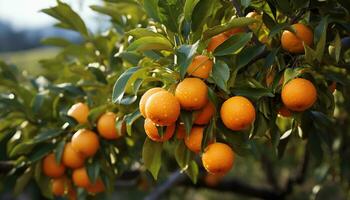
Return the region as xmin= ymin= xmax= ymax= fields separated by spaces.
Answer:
xmin=0 ymin=47 xmax=59 ymax=76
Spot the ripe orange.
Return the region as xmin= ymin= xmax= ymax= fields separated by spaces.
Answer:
xmin=184 ymin=126 xmax=204 ymax=153
xmin=145 ymin=91 xmax=180 ymax=126
xmin=175 ymin=78 xmax=208 ymax=110
xmin=86 ymin=179 xmax=105 ymax=194
xmin=281 ymin=23 xmax=313 ymax=53
xmin=176 ymin=124 xmax=186 ymax=140
xmin=71 ymin=129 xmax=100 ymax=157
xmin=224 ymin=28 xmax=245 ymax=37
xmin=139 ymin=87 xmax=165 ymax=118
xmin=187 ymin=55 xmax=213 ymax=79
xmin=67 ymin=102 xmax=89 ymax=124
xmin=97 ymin=112 xmax=121 ymax=140
xmin=207 ymin=33 xmax=228 ymax=52
xmin=281 ymin=78 xmax=317 ymax=111
xmin=62 ymin=142 xmax=85 ymax=169
xmin=202 ymin=142 xmax=235 ymax=175
xmin=278 ymin=106 xmax=292 ymax=117
xmin=42 ymin=153 xmax=65 ymax=178
xmin=51 ymin=177 xmax=67 ymax=196
xmin=144 ymin=118 xmax=175 ymax=142
xmin=72 ymin=167 xmax=91 ymax=188
xmin=220 ymin=96 xmax=256 ymax=131
xmin=194 ymin=101 xmax=215 ymax=125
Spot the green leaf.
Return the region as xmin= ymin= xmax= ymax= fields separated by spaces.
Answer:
xmin=87 ymin=66 xmax=108 ymax=84
xmin=211 ymin=60 xmax=230 ymax=92
xmin=304 ymin=44 xmax=317 ymax=63
xmin=127 ymin=36 xmax=173 ymax=52
xmin=14 ymin=168 xmax=33 ymax=196
xmin=32 ymin=129 xmax=64 ymax=144
xmin=41 ymin=1 xmax=89 ymax=38
xmin=158 ymin=0 xmax=183 ymax=33
xmin=264 ymin=48 xmax=279 ymax=67
xmin=31 ymin=92 xmax=45 ymax=114
xmin=203 ymin=17 xmax=256 ymax=40
xmin=117 ymin=52 xmax=142 ymax=66
xmin=127 ymin=28 xmax=164 ymax=39
xmin=185 ymin=160 xmax=198 ymax=183
xmin=88 ymin=104 xmax=108 ymax=123
xmin=124 ymin=110 xmax=142 ymax=136
xmin=334 ymin=32 xmax=341 ymax=63
xmin=207 ymin=87 xmax=219 ymax=109
xmin=175 ymin=141 xmax=191 ymax=169
xmin=268 ymin=23 xmax=289 ymax=38
xmin=142 ymin=138 xmax=163 ymax=180
xmin=232 ymin=87 xmax=274 ymax=100
xmin=282 ymin=68 xmax=301 ymax=85
xmin=201 ymin=119 xmax=215 ymax=151
xmin=41 ymin=37 xmax=72 ymax=47
xmin=55 ymin=140 xmax=66 ymax=164
xmin=87 ymin=160 xmax=100 ymax=184
xmin=191 ymin=0 xmax=220 ymax=32
xmin=236 ymin=45 xmax=265 ymax=69
xmin=9 ymin=142 xmax=35 ymax=158
xmin=315 ymin=16 xmax=329 ymax=62
xmin=112 ymin=67 xmax=140 ymax=104
xmin=28 ymin=143 xmax=56 ymax=163
xmin=180 ymin=111 xmax=194 ymax=136
xmin=176 ymin=41 xmax=199 ymax=79
xmin=213 ymin=33 xmax=253 ymax=56
xmin=184 ymin=0 xmax=200 ymax=21
xmin=144 ymin=0 xmax=161 ymax=21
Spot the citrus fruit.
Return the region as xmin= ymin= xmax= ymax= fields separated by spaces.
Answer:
xmin=71 ymin=129 xmax=100 ymax=157
xmin=207 ymin=33 xmax=228 ymax=52
xmin=187 ymin=55 xmax=213 ymax=79
xmin=194 ymin=101 xmax=215 ymax=125
xmin=86 ymin=179 xmax=105 ymax=194
xmin=281 ymin=78 xmax=317 ymax=111
xmin=175 ymin=78 xmax=208 ymax=110
xmin=176 ymin=124 xmax=186 ymax=140
xmin=42 ymin=153 xmax=65 ymax=178
xmin=220 ymin=96 xmax=256 ymax=131
xmin=51 ymin=177 xmax=67 ymax=196
xmin=202 ymin=142 xmax=235 ymax=175
xmin=145 ymin=91 xmax=180 ymax=126
xmin=184 ymin=126 xmax=204 ymax=153
xmin=281 ymin=23 xmax=313 ymax=53
xmin=144 ymin=118 xmax=175 ymax=142
xmin=139 ymin=87 xmax=165 ymax=118
xmin=62 ymin=142 xmax=85 ymax=169
xmin=278 ymin=106 xmax=292 ymax=117
xmin=97 ymin=112 xmax=122 ymax=140
xmin=67 ymin=102 xmax=89 ymax=124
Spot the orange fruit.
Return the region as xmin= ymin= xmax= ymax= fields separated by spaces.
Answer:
xmin=281 ymin=23 xmax=313 ymax=53
xmin=86 ymin=179 xmax=105 ymax=194
xmin=71 ymin=129 xmax=100 ymax=157
xmin=329 ymin=82 xmax=336 ymax=93
xmin=184 ymin=126 xmax=204 ymax=153
xmin=202 ymin=142 xmax=235 ymax=175
xmin=220 ymin=96 xmax=256 ymax=131
xmin=281 ymin=78 xmax=317 ymax=111
xmin=194 ymin=101 xmax=215 ymax=125
xmin=224 ymin=28 xmax=245 ymax=37
xmin=51 ymin=177 xmax=67 ymax=196
xmin=144 ymin=118 xmax=175 ymax=142
xmin=42 ymin=153 xmax=65 ymax=178
xmin=207 ymin=33 xmax=228 ymax=52
xmin=72 ymin=167 xmax=91 ymax=188
xmin=139 ymin=87 xmax=165 ymax=118
xmin=175 ymin=78 xmax=208 ymax=110
xmin=145 ymin=91 xmax=180 ymax=126
xmin=62 ymin=143 xmax=85 ymax=169
xmin=187 ymin=55 xmax=213 ymax=79
xmin=278 ymin=106 xmax=292 ymax=117
xmin=97 ymin=112 xmax=122 ymax=140
xmin=204 ymin=173 xmax=224 ymax=186
xmin=67 ymin=102 xmax=89 ymax=124
xmin=176 ymin=124 xmax=186 ymax=140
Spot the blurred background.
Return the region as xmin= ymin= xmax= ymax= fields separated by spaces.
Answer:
xmin=0 ymin=0 xmax=107 ymax=72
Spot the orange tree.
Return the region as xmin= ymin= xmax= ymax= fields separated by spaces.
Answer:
xmin=1 ymin=0 xmax=350 ymax=199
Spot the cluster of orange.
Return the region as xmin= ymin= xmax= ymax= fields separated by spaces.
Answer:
xmin=41 ymin=103 xmax=123 ymax=198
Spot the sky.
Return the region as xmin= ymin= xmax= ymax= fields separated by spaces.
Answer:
xmin=0 ymin=0 xmax=102 ymax=30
